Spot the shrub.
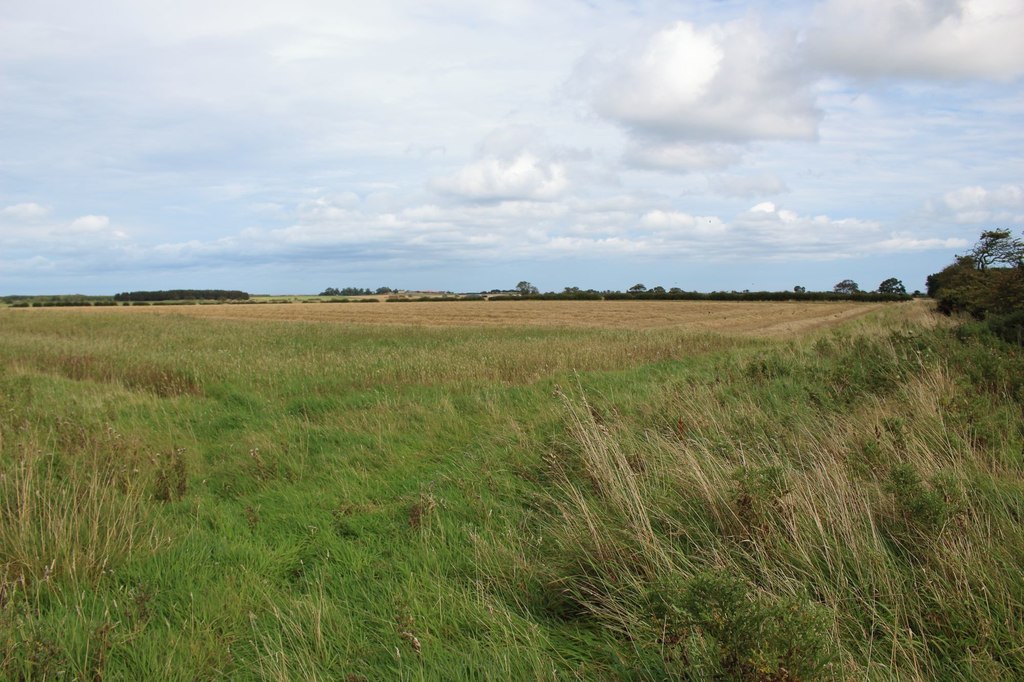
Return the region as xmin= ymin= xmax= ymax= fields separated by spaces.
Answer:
xmin=882 ymin=464 xmax=964 ymax=555
xmin=729 ymin=465 xmax=788 ymax=535
xmin=648 ymin=572 xmax=834 ymax=680
xmin=984 ymin=310 xmax=1024 ymax=346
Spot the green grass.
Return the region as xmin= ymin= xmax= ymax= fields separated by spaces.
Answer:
xmin=1 ymin=305 xmax=1022 ymax=679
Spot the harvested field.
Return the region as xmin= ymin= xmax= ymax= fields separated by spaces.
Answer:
xmin=42 ymin=299 xmax=899 ymax=334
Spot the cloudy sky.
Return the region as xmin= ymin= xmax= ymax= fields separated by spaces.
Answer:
xmin=2 ymin=0 xmax=1022 ymax=295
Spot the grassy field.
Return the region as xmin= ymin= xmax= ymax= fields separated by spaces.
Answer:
xmin=1 ymin=300 xmax=1022 ymax=679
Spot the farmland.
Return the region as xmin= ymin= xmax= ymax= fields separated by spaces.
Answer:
xmin=62 ymin=299 xmax=888 ymax=334
xmin=1 ymin=300 xmax=1022 ymax=679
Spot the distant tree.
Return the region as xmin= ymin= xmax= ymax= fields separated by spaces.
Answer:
xmin=833 ymin=279 xmax=860 ymax=294
xmin=669 ymin=287 xmax=684 ymax=294
xmin=374 ymin=286 xmax=393 ymax=295
xmin=794 ymin=285 xmax=806 ymax=293
xmin=628 ymin=283 xmax=647 ymax=294
xmin=516 ymin=281 xmax=539 ymax=296
xmin=563 ymin=286 xmax=581 ymax=295
xmin=971 ymin=229 xmax=1024 ymax=270
xmin=650 ymin=286 xmax=666 ymax=295
xmin=320 ymin=287 xmax=341 ymax=296
xmin=877 ymin=277 xmax=907 ymax=295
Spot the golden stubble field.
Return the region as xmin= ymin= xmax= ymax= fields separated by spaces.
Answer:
xmin=42 ymin=299 xmax=908 ymax=335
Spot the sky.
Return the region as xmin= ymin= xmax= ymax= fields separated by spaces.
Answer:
xmin=1 ymin=0 xmax=1022 ymax=295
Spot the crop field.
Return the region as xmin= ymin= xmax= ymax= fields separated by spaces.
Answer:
xmin=46 ymin=299 xmax=886 ymax=334
xmin=1 ymin=300 xmax=1023 ymax=680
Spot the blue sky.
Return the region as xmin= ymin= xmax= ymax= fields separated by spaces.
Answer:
xmin=2 ymin=0 xmax=1022 ymax=295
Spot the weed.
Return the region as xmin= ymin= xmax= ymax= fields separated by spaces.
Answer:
xmin=884 ymin=463 xmax=958 ymax=534
xmin=407 ymin=492 xmax=437 ymax=530
xmin=244 ymin=505 xmax=261 ymax=529
xmin=729 ymin=464 xmax=789 ymax=536
xmin=153 ymin=448 xmax=187 ymax=502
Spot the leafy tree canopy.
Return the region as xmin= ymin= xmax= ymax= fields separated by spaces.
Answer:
xmin=878 ymin=278 xmax=906 ymax=295
xmin=833 ymin=279 xmax=860 ymax=294
xmin=516 ymin=281 xmax=539 ymax=296
xmin=971 ymin=229 xmax=1024 ymax=270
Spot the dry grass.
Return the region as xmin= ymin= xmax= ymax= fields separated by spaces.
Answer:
xmin=528 ymin=324 xmax=1022 ymax=679
xmin=22 ymin=299 xmax=898 ymax=335
xmin=0 ymin=446 xmax=158 ymax=589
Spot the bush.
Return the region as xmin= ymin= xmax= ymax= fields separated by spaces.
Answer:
xmin=648 ymin=572 xmax=834 ymax=680
xmin=882 ymin=464 xmax=964 ymax=556
xmin=928 ymin=231 xmax=1024 ymax=321
xmin=984 ymin=310 xmax=1024 ymax=346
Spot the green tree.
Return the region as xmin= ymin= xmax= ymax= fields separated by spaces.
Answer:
xmin=833 ymin=279 xmax=860 ymax=294
xmin=516 ymin=281 xmax=539 ymax=296
xmin=878 ymin=277 xmax=907 ymax=295
xmin=971 ymin=229 xmax=1024 ymax=270
xmin=628 ymin=283 xmax=647 ymax=294
xmin=928 ymin=231 xmax=1024 ymax=319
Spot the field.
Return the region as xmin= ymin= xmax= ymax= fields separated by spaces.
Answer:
xmin=1 ymin=300 xmax=1022 ymax=679
xmin=67 ymin=299 xmax=887 ymax=334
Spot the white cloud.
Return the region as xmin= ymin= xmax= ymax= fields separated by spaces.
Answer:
xmin=640 ymin=210 xmax=726 ymax=236
xmin=433 ymin=153 xmax=568 ymax=201
xmin=872 ymin=235 xmax=969 ymax=252
xmin=729 ymin=201 xmax=946 ymax=259
xmin=0 ymin=255 xmax=57 ymax=274
xmin=0 ymin=191 xmax=972 ymax=290
xmin=727 ymin=203 xmax=963 ymax=259
xmin=598 ymin=21 xmax=724 ymax=120
xmin=2 ymin=202 xmax=51 ymax=220
xmin=69 ymin=214 xmax=110 ymax=232
xmin=432 ymin=126 xmax=574 ymax=201
xmin=580 ymin=20 xmax=820 ymax=141
xmin=1 ymin=207 xmax=124 ymax=245
xmin=624 ymin=141 xmax=743 ymax=173
xmin=807 ymin=0 xmax=1024 ymax=80
xmin=939 ymin=184 xmax=1024 ymax=223
xmin=123 ymin=196 xmax=961 ymax=269
xmin=708 ymin=174 xmax=789 ymax=197
xmin=572 ymin=18 xmax=820 ymax=172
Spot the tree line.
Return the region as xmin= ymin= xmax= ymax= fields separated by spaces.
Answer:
xmin=497 ymin=280 xmax=912 ymax=303
xmin=113 ymin=289 xmax=250 ymax=302
xmin=319 ymin=287 xmax=394 ymax=296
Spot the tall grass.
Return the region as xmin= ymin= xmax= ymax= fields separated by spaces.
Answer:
xmin=1 ymin=449 xmax=153 ymax=586
xmin=0 ymin=303 xmax=1021 ymax=678
xmin=503 ymin=326 xmax=1024 ymax=679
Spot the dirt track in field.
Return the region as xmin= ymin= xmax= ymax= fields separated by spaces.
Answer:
xmin=59 ymin=299 xmax=893 ymax=335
